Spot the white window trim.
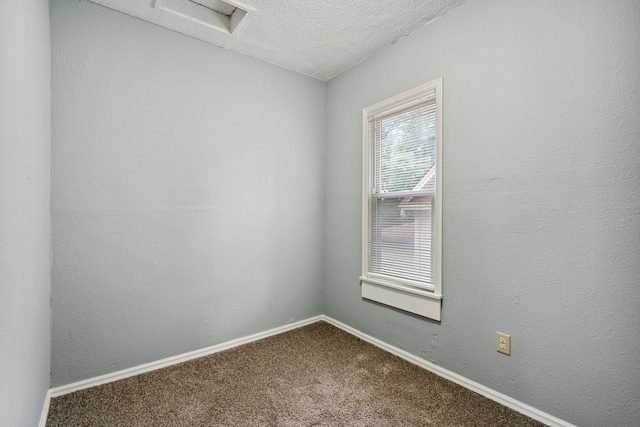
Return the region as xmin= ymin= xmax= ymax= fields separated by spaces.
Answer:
xmin=360 ymin=78 xmax=443 ymax=321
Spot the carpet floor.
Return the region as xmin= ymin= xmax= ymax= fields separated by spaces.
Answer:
xmin=47 ymin=321 xmax=545 ymax=426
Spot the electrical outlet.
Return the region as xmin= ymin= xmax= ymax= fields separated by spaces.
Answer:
xmin=496 ymin=332 xmax=511 ymax=355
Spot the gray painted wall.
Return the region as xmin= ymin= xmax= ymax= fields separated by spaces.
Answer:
xmin=324 ymin=1 xmax=640 ymax=426
xmin=0 ymin=0 xmax=51 ymax=426
xmin=51 ymin=0 xmax=325 ymax=387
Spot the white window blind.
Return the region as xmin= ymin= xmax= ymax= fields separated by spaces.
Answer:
xmin=369 ymin=99 xmax=436 ymax=289
xmin=361 ymin=79 xmax=442 ymax=320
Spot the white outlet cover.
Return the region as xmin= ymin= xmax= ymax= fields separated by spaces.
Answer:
xmin=496 ymin=332 xmax=511 ymax=355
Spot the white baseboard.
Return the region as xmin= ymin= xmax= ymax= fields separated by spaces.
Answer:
xmin=38 ymin=390 xmax=51 ymax=427
xmin=49 ymin=315 xmax=323 ymax=398
xmin=320 ymin=315 xmax=575 ymax=427
xmin=46 ymin=313 xmax=574 ymax=427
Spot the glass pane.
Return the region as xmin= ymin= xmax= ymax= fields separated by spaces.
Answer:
xmin=369 ymin=196 xmax=433 ymax=285
xmin=377 ymin=104 xmax=436 ymax=193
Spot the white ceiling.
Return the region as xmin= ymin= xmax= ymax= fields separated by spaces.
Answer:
xmin=89 ymin=0 xmax=465 ymax=81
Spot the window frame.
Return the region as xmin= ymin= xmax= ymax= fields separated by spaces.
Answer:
xmin=360 ymin=78 xmax=443 ymax=321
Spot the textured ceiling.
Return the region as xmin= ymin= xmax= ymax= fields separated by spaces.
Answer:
xmin=89 ymin=0 xmax=465 ymax=81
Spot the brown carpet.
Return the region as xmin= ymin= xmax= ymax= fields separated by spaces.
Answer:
xmin=47 ymin=321 xmax=544 ymax=426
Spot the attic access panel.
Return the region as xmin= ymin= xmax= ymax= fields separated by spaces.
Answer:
xmin=154 ymin=0 xmax=252 ymax=35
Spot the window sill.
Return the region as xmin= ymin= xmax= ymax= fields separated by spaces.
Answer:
xmin=360 ymin=277 xmax=442 ymax=321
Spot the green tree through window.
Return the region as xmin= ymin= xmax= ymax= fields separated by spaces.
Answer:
xmin=379 ymin=105 xmax=436 ymax=193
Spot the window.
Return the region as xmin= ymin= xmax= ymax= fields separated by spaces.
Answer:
xmin=361 ymin=78 xmax=443 ymax=321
